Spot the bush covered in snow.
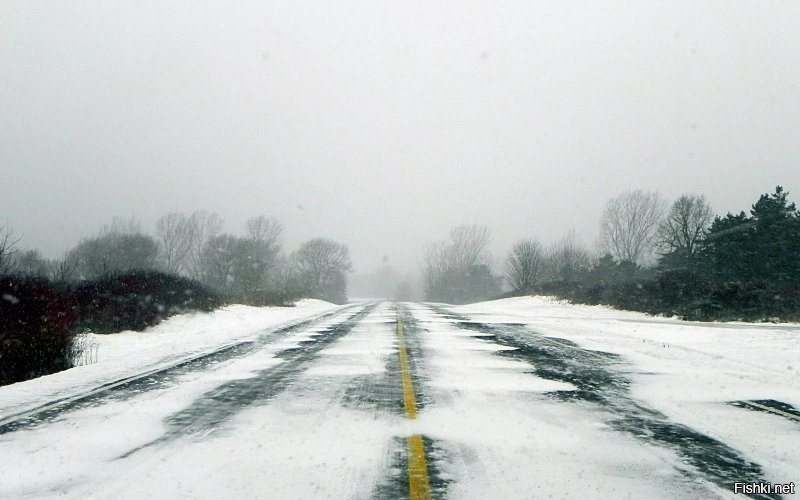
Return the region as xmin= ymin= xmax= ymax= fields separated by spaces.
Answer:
xmin=72 ymin=270 xmax=222 ymax=334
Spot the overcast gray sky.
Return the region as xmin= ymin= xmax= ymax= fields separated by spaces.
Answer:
xmin=2 ymin=1 xmax=799 ymax=273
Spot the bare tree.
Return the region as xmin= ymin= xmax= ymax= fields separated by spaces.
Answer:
xmin=267 ymin=254 xmax=305 ymax=303
xmin=236 ymin=216 xmax=284 ymax=299
xmin=246 ymin=216 xmax=282 ymax=248
xmin=156 ymin=212 xmax=193 ymax=275
xmin=656 ymin=194 xmax=714 ymax=259
xmin=246 ymin=216 xmax=282 ymax=270
xmin=599 ymin=190 xmax=667 ymax=264
xmin=294 ymin=238 xmax=352 ymax=280
xmin=544 ymin=230 xmax=591 ymax=282
xmin=0 ymin=222 xmax=21 ymax=275
xmin=186 ymin=210 xmax=223 ymax=280
xmin=49 ymin=252 xmax=78 ymax=284
xmin=421 ymin=224 xmax=499 ymax=303
xmin=505 ymin=239 xmax=546 ymax=293
xmin=293 ymin=238 xmax=352 ymax=303
xmin=199 ymin=234 xmax=239 ymax=293
xmin=448 ymin=224 xmax=492 ymax=270
xmin=100 ymin=216 xmax=142 ymax=236
xmin=68 ymin=219 xmax=159 ymax=279
xmin=193 ymin=218 xmax=283 ymax=302
xmin=422 ymin=225 xmax=492 ymax=278
xmin=421 ymin=241 xmax=450 ymax=295
xmin=11 ymin=249 xmax=49 ymax=278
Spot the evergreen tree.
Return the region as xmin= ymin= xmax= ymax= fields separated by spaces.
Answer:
xmin=699 ymin=186 xmax=799 ymax=283
xmin=749 ymin=186 xmax=800 ymax=283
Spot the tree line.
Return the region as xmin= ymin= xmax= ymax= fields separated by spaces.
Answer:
xmin=423 ymin=186 xmax=799 ymax=321
xmin=0 ymin=211 xmax=352 ymax=305
xmin=421 ymin=224 xmax=590 ymax=304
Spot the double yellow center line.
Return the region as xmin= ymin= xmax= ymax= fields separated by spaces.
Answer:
xmin=396 ymin=317 xmax=432 ymax=500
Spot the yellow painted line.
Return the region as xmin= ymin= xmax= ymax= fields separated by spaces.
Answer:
xmin=397 ymin=317 xmax=431 ymax=500
xmin=397 ymin=320 xmax=417 ymax=419
xmin=407 ymin=434 xmax=430 ymax=500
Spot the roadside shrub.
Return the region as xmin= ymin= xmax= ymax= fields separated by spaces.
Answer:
xmin=539 ymin=271 xmax=800 ymax=322
xmin=0 ymin=276 xmax=76 ymax=385
xmin=72 ymin=270 xmax=222 ymax=334
xmin=244 ymin=288 xmax=303 ymax=307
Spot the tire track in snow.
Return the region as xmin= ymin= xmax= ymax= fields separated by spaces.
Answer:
xmin=430 ymin=305 xmax=780 ymax=500
xmin=729 ymin=400 xmax=800 ymax=424
xmin=117 ymin=303 xmax=378 ymax=458
xmin=0 ymin=305 xmax=357 ymax=436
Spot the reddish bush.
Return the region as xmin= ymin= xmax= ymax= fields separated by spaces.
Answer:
xmin=0 ymin=277 xmax=76 ymax=385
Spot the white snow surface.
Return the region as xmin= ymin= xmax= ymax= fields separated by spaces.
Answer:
xmin=0 ymin=302 xmax=395 ymax=499
xmin=1 ymin=297 xmax=798 ymax=498
xmin=0 ymin=299 xmax=339 ymax=419
xmin=452 ymin=296 xmax=800 ymax=490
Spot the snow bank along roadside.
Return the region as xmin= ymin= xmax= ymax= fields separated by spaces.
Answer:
xmin=453 ymin=296 xmax=800 ymax=487
xmin=0 ymin=299 xmax=340 ymax=418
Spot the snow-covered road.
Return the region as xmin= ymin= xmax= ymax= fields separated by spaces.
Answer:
xmin=1 ymin=298 xmax=798 ymax=499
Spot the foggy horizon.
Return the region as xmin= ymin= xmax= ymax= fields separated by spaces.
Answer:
xmin=3 ymin=1 xmax=799 ymax=276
